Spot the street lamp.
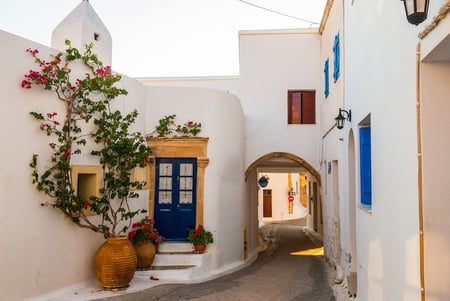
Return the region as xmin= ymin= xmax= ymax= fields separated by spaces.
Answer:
xmin=401 ymin=0 xmax=430 ymax=25
xmin=335 ymin=108 xmax=351 ymax=130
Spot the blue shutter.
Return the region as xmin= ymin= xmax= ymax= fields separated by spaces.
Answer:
xmin=359 ymin=127 xmax=372 ymax=206
xmin=324 ymin=59 xmax=329 ymax=98
xmin=333 ymin=33 xmax=340 ymax=83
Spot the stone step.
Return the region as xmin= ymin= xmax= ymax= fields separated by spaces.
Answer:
xmin=135 ymin=252 xmax=212 ymax=282
xmin=158 ymin=242 xmax=193 ymax=253
xmin=153 ymin=252 xmax=206 ymax=266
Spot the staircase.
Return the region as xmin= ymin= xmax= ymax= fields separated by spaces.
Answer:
xmin=134 ymin=242 xmax=212 ymax=282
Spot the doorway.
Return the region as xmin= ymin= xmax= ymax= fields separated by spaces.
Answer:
xmin=263 ymin=189 xmax=272 ymax=217
xmin=154 ymin=158 xmax=197 ymax=241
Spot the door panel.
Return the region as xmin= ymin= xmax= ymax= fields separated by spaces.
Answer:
xmin=155 ymin=158 xmax=197 ymax=241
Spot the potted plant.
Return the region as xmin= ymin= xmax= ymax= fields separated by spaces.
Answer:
xmin=128 ymin=216 xmax=163 ymax=270
xmin=22 ymin=41 xmax=152 ymax=289
xmin=187 ymin=225 xmax=214 ymax=253
xmin=150 ymin=114 xmax=202 ymax=137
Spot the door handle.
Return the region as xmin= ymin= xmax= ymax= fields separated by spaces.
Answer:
xmin=177 ymin=204 xmax=180 ymax=208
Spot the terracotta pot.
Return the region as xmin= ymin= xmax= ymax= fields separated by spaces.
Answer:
xmin=134 ymin=241 xmax=156 ymax=270
xmin=194 ymin=244 xmax=206 ymax=253
xmin=94 ymin=236 xmax=137 ymax=289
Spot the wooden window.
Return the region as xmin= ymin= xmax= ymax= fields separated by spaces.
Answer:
xmin=359 ymin=127 xmax=372 ymax=209
xmin=288 ymin=90 xmax=316 ymax=124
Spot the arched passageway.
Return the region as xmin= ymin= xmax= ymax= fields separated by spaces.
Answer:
xmin=245 ymin=152 xmax=323 ymax=241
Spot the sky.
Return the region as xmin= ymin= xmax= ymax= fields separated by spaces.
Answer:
xmin=0 ymin=0 xmax=327 ymax=77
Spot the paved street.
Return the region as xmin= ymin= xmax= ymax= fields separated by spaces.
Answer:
xmin=96 ymin=223 xmax=341 ymax=301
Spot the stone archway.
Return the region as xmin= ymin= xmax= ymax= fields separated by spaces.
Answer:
xmin=245 ymin=152 xmax=321 ymax=185
xmin=245 ymin=152 xmax=322 ymax=237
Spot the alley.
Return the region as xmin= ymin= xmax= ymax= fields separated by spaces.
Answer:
xmin=96 ymin=223 xmax=339 ymax=301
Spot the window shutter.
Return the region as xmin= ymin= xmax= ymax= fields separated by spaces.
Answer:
xmin=324 ymin=59 xmax=329 ymax=98
xmin=359 ymin=127 xmax=372 ymax=206
xmin=288 ymin=91 xmax=301 ymax=124
xmin=301 ymin=91 xmax=315 ymax=124
xmin=333 ymin=33 xmax=340 ymax=83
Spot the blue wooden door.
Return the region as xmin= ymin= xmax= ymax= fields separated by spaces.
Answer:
xmin=154 ymin=158 xmax=197 ymax=241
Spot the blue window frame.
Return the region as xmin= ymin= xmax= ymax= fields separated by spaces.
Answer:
xmin=359 ymin=127 xmax=372 ymax=209
xmin=333 ymin=33 xmax=340 ymax=83
xmin=324 ymin=58 xmax=329 ymax=98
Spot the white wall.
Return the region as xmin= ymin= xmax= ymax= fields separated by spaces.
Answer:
xmin=421 ymin=61 xmax=450 ymax=301
xmin=0 ymin=29 xmax=253 ymax=300
xmin=0 ymin=31 xmax=149 ymax=301
xmin=143 ymin=86 xmax=251 ymax=269
xmin=138 ymin=76 xmax=240 ymax=97
xmin=257 ymin=172 xmax=307 ymax=225
xmin=318 ymin=0 xmax=345 ymax=277
xmin=239 ymin=29 xmax=321 ymax=170
xmin=343 ymin=0 xmax=432 ymax=299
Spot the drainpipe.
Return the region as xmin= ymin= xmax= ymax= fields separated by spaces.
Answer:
xmin=415 ymin=42 xmax=425 ymax=301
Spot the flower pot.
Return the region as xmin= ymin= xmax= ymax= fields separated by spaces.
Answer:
xmin=94 ymin=236 xmax=137 ymax=289
xmin=134 ymin=241 xmax=156 ymax=270
xmin=194 ymin=244 xmax=206 ymax=253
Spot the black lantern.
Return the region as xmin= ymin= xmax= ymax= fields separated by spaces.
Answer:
xmin=401 ymin=0 xmax=430 ymax=25
xmin=335 ymin=108 xmax=351 ymax=130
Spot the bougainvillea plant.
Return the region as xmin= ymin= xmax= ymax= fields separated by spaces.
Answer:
xmin=128 ymin=216 xmax=163 ymax=245
xmin=152 ymin=114 xmax=202 ymax=137
xmin=23 ymin=40 xmax=152 ymax=238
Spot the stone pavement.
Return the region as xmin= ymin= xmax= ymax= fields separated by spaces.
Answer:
xmin=93 ymin=223 xmax=351 ymax=301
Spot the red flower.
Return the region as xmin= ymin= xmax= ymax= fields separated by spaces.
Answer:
xmin=83 ymin=200 xmax=89 ymax=209
xmin=64 ymin=150 xmax=70 ymax=157
xmin=21 ymin=80 xmax=31 ymax=89
xmin=150 ymin=232 xmax=156 ymax=238
xmin=26 ymin=48 xmax=39 ymax=55
xmin=128 ymin=230 xmax=137 ymax=240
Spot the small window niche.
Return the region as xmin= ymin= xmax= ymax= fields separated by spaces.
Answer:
xmin=130 ymin=165 xmax=150 ymax=190
xmin=71 ymin=165 xmax=102 ymax=216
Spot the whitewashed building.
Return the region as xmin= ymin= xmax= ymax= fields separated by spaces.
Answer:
xmin=321 ymin=0 xmax=450 ymax=300
xmin=3 ymin=0 xmax=450 ymax=300
xmin=0 ymin=1 xmax=249 ymax=300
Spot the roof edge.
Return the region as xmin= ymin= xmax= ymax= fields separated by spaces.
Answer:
xmin=319 ymin=0 xmax=334 ymax=34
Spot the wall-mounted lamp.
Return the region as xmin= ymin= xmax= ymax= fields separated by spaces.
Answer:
xmin=401 ymin=0 xmax=429 ymax=25
xmin=335 ymin=108 xmax=351 ymax=130
xmin=258 ymin=175 xmax=269 ymax=188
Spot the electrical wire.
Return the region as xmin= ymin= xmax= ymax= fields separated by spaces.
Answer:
xmin=238 ymin=0 xmax=319 ymax=25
